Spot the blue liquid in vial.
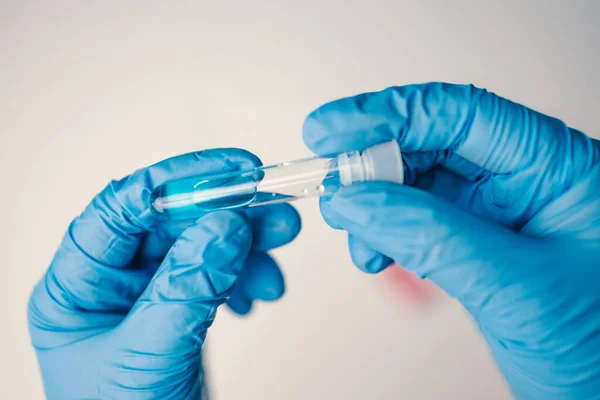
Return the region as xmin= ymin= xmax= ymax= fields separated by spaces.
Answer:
xmin=150 ymin=170 xmax=294 ymax=220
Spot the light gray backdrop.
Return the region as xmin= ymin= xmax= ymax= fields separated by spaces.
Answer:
xmin=1 ymin=1 xmax=599 ymax=398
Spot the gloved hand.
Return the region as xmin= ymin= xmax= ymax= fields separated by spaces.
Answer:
xmin=303 ymin=83 xmax=600 ymax=399
xmin=28 ymin=149 xmax=301 ymax=399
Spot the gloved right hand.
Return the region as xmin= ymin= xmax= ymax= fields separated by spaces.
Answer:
xmin=303 ymin=83 xmax=600 ymax=399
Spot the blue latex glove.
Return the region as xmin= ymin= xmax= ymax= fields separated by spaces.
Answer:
xmin=303 ymin=83 xmax=600 ymax=399
xmin=28 ymin=149 xmax=301 ymax=399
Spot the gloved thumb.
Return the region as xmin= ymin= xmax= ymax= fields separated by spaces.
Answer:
xmin=325 ymin=182 xmax=542 ymax=316
xmin=108 ymin=210 xmax=252 ymax=393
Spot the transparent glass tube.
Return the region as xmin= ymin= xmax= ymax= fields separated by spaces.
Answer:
xmin=149 ymin=140 xmax=403 ymax=221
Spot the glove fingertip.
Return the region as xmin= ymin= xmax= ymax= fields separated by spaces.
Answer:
xmin=197 ymin=147 xmax=263 ymax=170
xmin=241 ymin=253 xmax=285 ymax=302
xmin=348 ymin=235 xmax=392 ymax=274
xmin=246 ymin=203 xmax=302 ymax=251
xmin=319 ymin=196 xmax=342 ymax=230
xmin=302 ymin=113 xmax=326 ymax=154
xmin=227 ymin=295 xmax=253 ymax=316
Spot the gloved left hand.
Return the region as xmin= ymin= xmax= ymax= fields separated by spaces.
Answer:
xmin=28 ymin=148 xmax=301 ymax=399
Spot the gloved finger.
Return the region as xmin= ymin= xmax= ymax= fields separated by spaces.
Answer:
xmin=413 ymin=166 xmax=518 ymax=227
xmin=402 ymin=151 xmax=489 ymax=185
xmin=113 ymin=211 xmax=252 ymax=380
xmin=403 ymin=151 xmax=517 ymax=223
xmin=227 ymin=252 xmax=285 ymax=316
xmin=378 ymin=147 xmax=517 ymax=228
xmin=245 ymin=204 xmax=301 ymax=251
xmin=40 ymin=149 xmax=260 ymax=322
xmin=132 ymin=204 xmax=297 ymax=316
xmin=302 ymin=83 xmax=589 ymax=177
xmin=227 ymin=293 xmax=252 ymax=315
xmin=134 ymin=220 xmax=195 ymax=266
xmin=326 ymin=182 xmax=538 ymax=313
xmin=318 ymin=176 xmax=345 ymax=230
xmin=347 ymin=234 xmax=393 ymax=274
xmin=136 ymin=203 xmax=301 ymax=267
xmin=319 ymin=195 xmax=342 ymax=230
xmin=319 ymin=151 xmax=487 ymax=231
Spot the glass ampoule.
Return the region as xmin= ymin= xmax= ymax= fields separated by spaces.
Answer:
xmin=149 ymin=140 xmax=404 ymax=221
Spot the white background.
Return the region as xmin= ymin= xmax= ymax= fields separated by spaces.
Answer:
xmin=1 ymin=1 xmax=599 ymax=398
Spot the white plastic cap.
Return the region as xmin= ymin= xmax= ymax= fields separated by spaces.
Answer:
xmin=338 ymin=140 xmax=404 ymax=186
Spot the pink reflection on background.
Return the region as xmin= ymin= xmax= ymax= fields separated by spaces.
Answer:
xmin=381 ymin=264 xmax=437 ymax=307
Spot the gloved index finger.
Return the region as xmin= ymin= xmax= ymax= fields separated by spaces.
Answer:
xmin=302 ymin=82 xmax=576 ymax=176
xmin=69 ymin=148 xmax=261 ymax=268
